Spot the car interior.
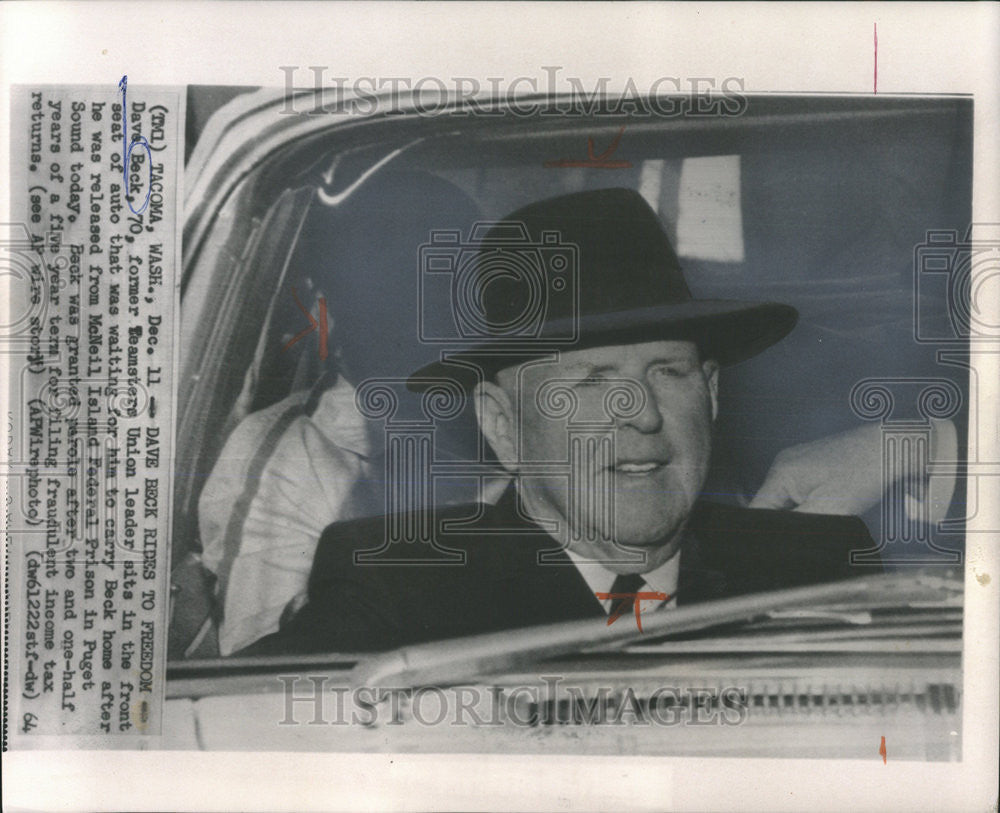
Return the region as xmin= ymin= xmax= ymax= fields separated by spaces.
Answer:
xmin=169 ymin=93 xmax=971 ymax=661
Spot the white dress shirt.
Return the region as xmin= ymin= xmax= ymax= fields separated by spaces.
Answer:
xmin=565 ymin=548 xmax=681 ymax=616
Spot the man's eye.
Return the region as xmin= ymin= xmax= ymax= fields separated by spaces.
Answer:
xmin=651 ymin=364 xmax=691 ymax=378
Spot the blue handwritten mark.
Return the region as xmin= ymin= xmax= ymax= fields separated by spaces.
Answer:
xmin=118 ymin=75 xmax=153 ymax=215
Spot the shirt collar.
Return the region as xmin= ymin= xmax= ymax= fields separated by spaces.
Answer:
xmin=565 ymin=547 xmax=681 ymax=612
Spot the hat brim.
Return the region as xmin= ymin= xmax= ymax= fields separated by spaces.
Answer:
xmin=407 ymin=300 xmax=798 ymax=392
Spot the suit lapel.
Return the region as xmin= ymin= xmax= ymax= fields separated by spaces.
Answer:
xmin=677 ymin=515 xmax=729 ymax=606
xmin=482 ymin=487 xmax=606 ymax=623
xmin=482 ymin=485 xmax=738 ymax=617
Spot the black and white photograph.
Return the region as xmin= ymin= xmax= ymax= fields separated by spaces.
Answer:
xmin=2 ymin=3 xmax=997 ymax=811
xmin=172 ymin=86 xmax=970 ymax=748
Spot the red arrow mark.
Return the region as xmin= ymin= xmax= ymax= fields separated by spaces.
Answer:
xmin=874 ymin=23 xmax=878 ymax=94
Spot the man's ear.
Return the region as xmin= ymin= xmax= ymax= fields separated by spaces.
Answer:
xmin=474 ymin=380 xmax=518 ymax=471
xmin=701 ymin=359 xmax=720 ymax=422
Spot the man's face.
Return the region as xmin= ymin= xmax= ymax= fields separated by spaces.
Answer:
xmin=476 ymin=339 xmax=719 ymax=571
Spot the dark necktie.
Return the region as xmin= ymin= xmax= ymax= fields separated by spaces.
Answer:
xmin=608 ymin=572 xmax=646 ymax=616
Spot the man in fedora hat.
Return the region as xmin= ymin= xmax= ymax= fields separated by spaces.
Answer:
xmin=244 ymin=187 xmax=880 ymax=656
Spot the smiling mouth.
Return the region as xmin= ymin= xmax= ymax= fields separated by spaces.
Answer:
xmin=611 ymin=461 xmax=667 ymax=476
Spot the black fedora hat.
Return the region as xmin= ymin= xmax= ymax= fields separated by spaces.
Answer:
xmin=408 ymin=187 xmax=797 ymax=391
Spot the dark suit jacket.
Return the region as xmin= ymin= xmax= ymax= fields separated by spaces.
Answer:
xmin=244 ymin=486 xmax=878 ymax=655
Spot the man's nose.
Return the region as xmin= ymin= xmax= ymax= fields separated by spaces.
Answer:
xmin=616 ymin=379 xmax=663 ymax=434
